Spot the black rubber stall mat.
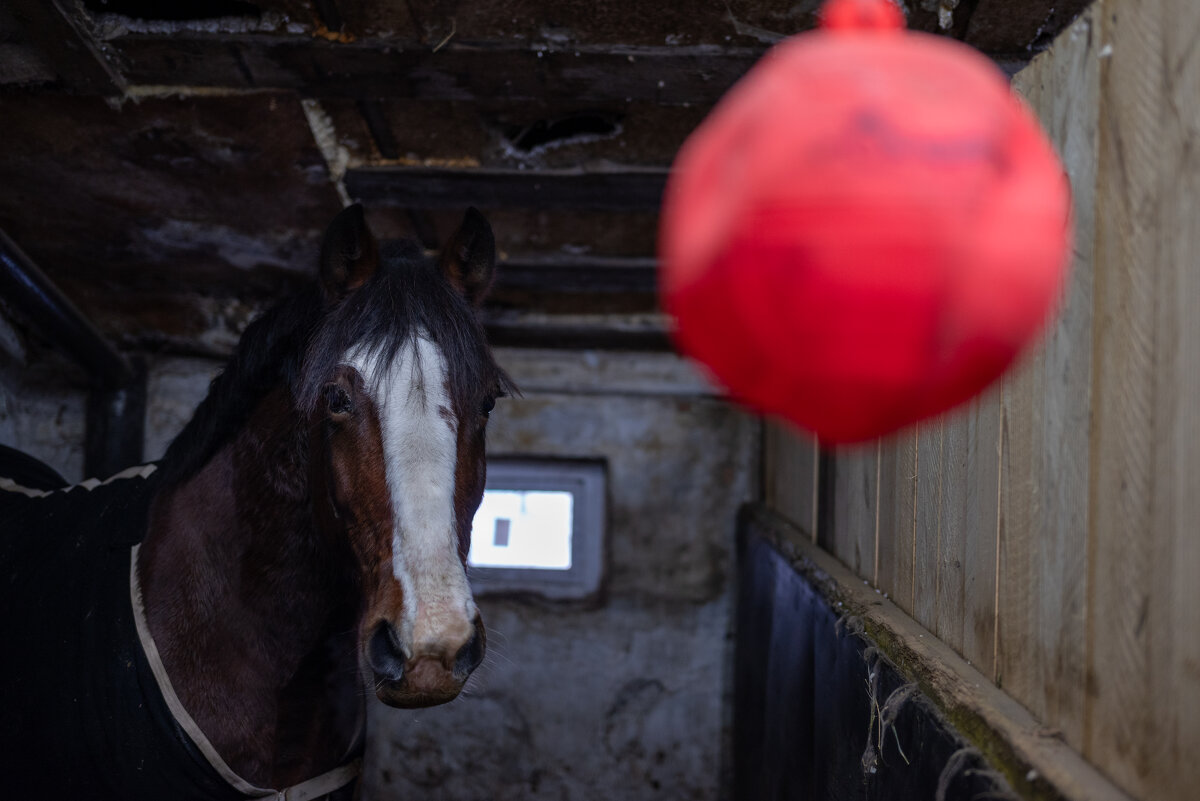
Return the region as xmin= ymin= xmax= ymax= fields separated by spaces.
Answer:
xmin=733 ymin=510 xmax=1016 ymax=801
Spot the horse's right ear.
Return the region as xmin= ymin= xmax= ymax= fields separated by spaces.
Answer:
xmin=319 ymin=204 xmax=379 ymax=302
xmin=439 ymin=207 xmax=496 ymax=306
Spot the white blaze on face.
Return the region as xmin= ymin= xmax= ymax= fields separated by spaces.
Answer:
xmin=347 ymin=334 xmax=477 ymax=660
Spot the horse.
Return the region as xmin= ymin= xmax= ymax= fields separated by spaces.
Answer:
xmin=0 ymin=204 xmax=513 ymax=800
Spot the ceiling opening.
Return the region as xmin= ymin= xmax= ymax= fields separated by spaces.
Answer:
xmin=505 ymin=112 xmax=623 ymax=153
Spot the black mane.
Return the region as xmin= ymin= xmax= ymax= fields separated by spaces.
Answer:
xmin=158 ymin=239 xmax=512 ymax=488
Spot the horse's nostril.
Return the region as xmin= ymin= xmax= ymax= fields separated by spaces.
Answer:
xmin=367 ymin=622 xmax=406 ymax=681
xmin=454 ymin=619 xmax=486 ymax=676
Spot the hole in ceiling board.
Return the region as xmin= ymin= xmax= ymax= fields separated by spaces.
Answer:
xmin=505 ymin=112 xmax=622 ymax=153
xmin=82 ymin=0 xmax=261 ymax=20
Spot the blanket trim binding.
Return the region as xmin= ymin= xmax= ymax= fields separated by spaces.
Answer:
xmin=2 ymin=465 xmax=363 ymax=800
xmin=131 ymin=545 xmax=362 ymax=801
xmin=0 ymin=463 xmax=159 ymax=498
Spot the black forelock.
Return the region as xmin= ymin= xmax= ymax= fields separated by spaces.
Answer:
xmin=158 ymin=239 xmax=512 ymax=489
xmin=297 ymin=240 xmax=512 ymax=416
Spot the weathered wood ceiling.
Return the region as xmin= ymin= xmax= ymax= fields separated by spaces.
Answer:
xmin=0 ymin=0 xmax=1090 ymax=356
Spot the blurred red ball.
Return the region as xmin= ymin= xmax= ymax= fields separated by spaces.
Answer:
xmin=658 ymin=0 xmax=1072 ymax=443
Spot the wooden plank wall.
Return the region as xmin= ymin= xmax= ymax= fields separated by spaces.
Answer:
xmin=761 ymin=1 xmax=1200 ymax=797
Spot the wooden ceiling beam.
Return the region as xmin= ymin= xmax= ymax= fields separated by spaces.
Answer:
xmin=0 ymin=43 xmax=56 ymax=87
xmin=7 ymin=0 xmax=124 ymax=95
xmin=494 ymin=255 xmax=658 ymax=295
xmin=111 ymin=38 xmax=763 ymax=105
xmin=483 ymin=320 xmax=672 ymax=352
xmin=346 ymin=166 xmax=668 ymax=210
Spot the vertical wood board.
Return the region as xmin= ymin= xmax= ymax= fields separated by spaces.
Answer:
xmin=876 ymin=430 xmax=918 ymax=613
xmin=1086 ymin=0 xmax=1161 ymax=792
xmin=997 ymin=349 xmax=1044 ymax=710
xmin=830 ymin=443 xmax=878 ymax=581
xmin=936 ymin=406 xmax=970 ymax=652
xmin=1007 ymin=12 xmax=1099 ymax=750
xmin=763 ymin=422 xmax=819 ymax=539
xmin=1144 ymin=1 xmax=1200 ymax=797
xmin=914 ymin=419 xmax=944 ymax=631
xmin=962 ymin=387 xmax=1002 ymax=677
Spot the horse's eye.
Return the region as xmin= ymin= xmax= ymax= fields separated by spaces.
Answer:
xmin=481 ymin=396 xmax=496 ymax=417
xmin=324 ymin=383 xmax=353 ymax=417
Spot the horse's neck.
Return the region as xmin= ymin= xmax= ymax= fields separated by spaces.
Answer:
xmin=138 ymin=390 xmax=361 ymax=787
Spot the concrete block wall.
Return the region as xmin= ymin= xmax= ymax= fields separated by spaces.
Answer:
xmin=0 ymin=310 xmax=87 ymax=482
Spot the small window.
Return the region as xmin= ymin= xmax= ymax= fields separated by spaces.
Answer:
xmin=468 ymin=459 xmax=605 ymax=599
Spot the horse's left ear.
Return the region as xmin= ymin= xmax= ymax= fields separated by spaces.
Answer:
xmin=319 ymin=203 xmax=380 ymax=302
xmin=439 ymin=207 xmax=496 ymax=306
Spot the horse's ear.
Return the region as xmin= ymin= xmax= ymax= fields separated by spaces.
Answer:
xmin=319 ymin=203 xmax=379 ymax=301
xmin=439 ymin=207 xmax=496 ymax=306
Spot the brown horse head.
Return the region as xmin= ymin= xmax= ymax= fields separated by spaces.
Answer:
xmin=305 ymin=204 xmax=508 ymax=708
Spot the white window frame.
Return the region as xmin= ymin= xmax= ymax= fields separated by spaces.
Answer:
xmin=468 ymin=458 xmax=606 ymax=600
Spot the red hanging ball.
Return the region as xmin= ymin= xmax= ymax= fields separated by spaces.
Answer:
xmin=658 ymin=0 xmax=1072 ymax=443
xmin=820 ymin=0 xmax=905 ymax=30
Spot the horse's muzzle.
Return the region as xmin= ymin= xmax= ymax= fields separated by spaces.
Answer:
xmin=367 ymin=617 xmax=485 ymax=708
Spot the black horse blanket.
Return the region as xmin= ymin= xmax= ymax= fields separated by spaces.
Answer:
xmin=0 ymin=466 xmax=250 ymax=801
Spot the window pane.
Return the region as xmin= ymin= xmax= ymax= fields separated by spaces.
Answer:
xmin=468 ymin=490 xmax=573 ymax=570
